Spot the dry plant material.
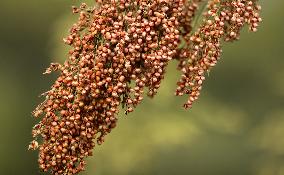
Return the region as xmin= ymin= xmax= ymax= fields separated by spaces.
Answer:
xmin=29 ymin=0 xmax=262 ymax=174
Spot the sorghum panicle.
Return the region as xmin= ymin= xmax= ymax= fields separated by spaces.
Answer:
xmin=30 ymin=0 xmax=261 ymax=174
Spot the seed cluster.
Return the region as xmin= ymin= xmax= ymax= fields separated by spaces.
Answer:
xmin=30 ymin=0 xmax=262 ymax=174
xmin=175 ymin=0 xmax=262 ymax=108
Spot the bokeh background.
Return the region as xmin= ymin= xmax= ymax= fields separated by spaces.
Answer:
xmin=1 ymin=0 xmax=283 ymax=175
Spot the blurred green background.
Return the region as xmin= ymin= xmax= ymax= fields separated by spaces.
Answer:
xmin=0 ymin=0 xmax=283 ymax=175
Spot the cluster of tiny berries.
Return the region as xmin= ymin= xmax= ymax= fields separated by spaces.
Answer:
xmin=29 ymin=0 xmax=261 ymax=174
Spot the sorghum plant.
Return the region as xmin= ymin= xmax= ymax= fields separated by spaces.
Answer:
xmin=29 ymin=0 xmax=262 ymax=174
